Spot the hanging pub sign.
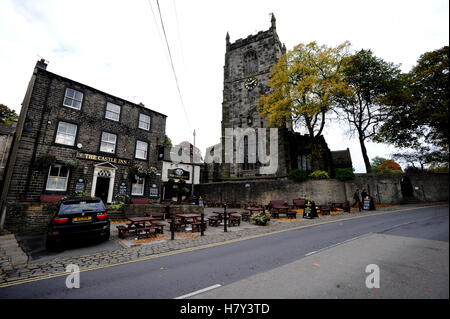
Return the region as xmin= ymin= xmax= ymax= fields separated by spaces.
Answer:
xmin=149 ymin=184 xmax=159 ymax=198
xmin=75 ymin=179 xmax=85 ymax=193
xmin=119 ymin=183 xmax=127 ymax=195
xmin=168 ymin=168 xmax=190 ymax=180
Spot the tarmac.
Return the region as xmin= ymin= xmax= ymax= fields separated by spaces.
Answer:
xmin=0 ymin=202 xmax=447 ymax=285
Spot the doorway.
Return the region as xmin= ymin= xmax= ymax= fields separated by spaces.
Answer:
xmin=401 ymin=176 xmax=414 ymax=198
xmin=95 ymin=177 xmax=110 ymax=204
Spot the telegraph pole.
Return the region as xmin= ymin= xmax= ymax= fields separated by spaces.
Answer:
xmin=191 ymin=129 xmax=196 ymax=197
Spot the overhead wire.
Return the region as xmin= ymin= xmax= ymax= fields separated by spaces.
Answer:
xmin=155 ymin=0 xmax=192 ymax=132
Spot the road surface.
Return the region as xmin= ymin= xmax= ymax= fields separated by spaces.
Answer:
xmin=0 ymin=205 xmax=448 ymax=299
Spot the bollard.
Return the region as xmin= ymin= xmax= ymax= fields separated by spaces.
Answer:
xmin=167 ymin=205 xmax=174 ymax=240
xmin=201 ymin=207 xmax=205 ymax=236
xmin=223 ymin=204 xmax=227 ymax=233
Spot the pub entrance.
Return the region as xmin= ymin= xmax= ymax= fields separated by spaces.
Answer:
xmin=95 ymin=177 xmax=110 ymax=204
xmin=90 ymin=162 xmax=117 ymax=204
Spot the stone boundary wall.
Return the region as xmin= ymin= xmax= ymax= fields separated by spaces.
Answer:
xmin=195 ymin=173 xmax=449 ymax=206
xmin=4 ymin=203 xmax=203 ymax=234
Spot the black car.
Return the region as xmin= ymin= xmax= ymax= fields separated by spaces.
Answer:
xmin=46 ymin=196 xmax=110 ymax=249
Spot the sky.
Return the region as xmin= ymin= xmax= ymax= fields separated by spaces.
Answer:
xmin=0 ymin=0 xmax=448 ymax=173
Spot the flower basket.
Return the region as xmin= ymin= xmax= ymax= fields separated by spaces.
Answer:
xmin=63 ymin=159 xmax=80 ymax=169
xmin=35 ymin=154 xmax=57 ymax=170
xmin=129 ymin=165 xmax=158 ymax=178
xmin=250 ymin=211 xmax=272 ymax=226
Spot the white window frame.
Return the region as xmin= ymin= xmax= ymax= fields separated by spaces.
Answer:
xmin=135 ymin=140 xmax=148 ymax=160
xmin=131 ymin=175 xmax=145 ymax=196
xmin=55 ymin=121 xmax=77 ymax=146
xmin=63 ymin=88 xmax=83 ymax=110
xmin=46 ymin=164 xmax=69 ymax=191
xmin=100 ymin=132 xmax=117 ymax=153
xmin=105 ymin=102 xmax=121 ymax=121
xmin=138 ymin=113 xmax=151 ymax=131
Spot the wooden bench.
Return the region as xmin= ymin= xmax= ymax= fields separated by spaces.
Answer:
xmin=319 ymin=205 xmax=331 ymax=215
xmin=208 ymin=217 xmax=220 ymax=227
xmin=136 ymin=226 xmax=157 ymax=239
xmin=292 ymin=199 xmax=306 ymax=209
xmin=240 ymin=212 xmax=250 ymax=222
xmin=149 ymin=212 xmax=166 ymax=220
xmin=228 ymin=215 xmax=241 ymax=226
xmin=286 ymin=211 xmax=297 ymax=219
xmin=116 ymin=225 xmax=137 ymax=239
xmin=191 ymin=220 xmax=208 ymax=232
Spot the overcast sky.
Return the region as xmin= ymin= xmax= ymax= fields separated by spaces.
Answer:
xmin=0 ymin=0 xmax=448 ymax=172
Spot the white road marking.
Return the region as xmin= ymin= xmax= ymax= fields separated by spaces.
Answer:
xmin=174 ymin=284 xmax=222 ymax=299
xmin=304 ymin=234 xmax=372 ymax=257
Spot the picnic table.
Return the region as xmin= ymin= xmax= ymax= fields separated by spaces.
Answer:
xmin=117 ymin=217 xmax=163 ymax=239
xmin=175 ymin=213 xmax=206 ymax=232
xmin=270 ymin=205 xmax=290 ymax=219
xmin=210 ymin=211 xmax=241 ymax=226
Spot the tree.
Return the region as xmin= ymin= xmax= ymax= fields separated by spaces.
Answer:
xmin=375 ymin=46 xmax=449 ymax=164
xmin=391 ymin=146 xmax=432 ymax=172
xmin=0 ymin=104 xmax=18 ymax=124
xmin=370 ymin=156 xmax=388 ymax=173
xmin=335 ymin=49 xmax=402 ymax=173
xmin=258 ymin=41 xmax=351 ymax=169
xmin=377 ymin=160 xmax=403 ymax=173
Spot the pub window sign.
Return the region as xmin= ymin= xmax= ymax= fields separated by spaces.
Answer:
xmin=168 ymin=168 xmax=190 ymax=180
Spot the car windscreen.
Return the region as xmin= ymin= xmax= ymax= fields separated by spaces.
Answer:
xmin=58 ymin=200 xmax=105 ymax=215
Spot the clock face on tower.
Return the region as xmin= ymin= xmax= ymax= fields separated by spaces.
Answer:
xmin=244 ymin=77 xmax=258 ymax=90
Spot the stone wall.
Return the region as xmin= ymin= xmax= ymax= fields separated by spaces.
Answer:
xmin=195 ymin=173 xmax=449 ymax=206
xmin=124 ymin=204 xmax=203 ymax=218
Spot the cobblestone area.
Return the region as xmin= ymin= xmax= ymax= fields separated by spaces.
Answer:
xmin=0 ymin=203 xmax=445 ymax=284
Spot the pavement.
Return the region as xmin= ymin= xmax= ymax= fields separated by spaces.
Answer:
xmin=0 ymin=202 xmax=447 ymax=285
xmin=191 ymin=233 xmax=449 ymax=299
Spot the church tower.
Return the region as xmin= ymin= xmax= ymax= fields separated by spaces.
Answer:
xmin=221 ymin=14 xmax=290 ymax=179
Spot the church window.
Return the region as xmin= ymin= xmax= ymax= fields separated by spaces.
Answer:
xmin=244 ymin=51 xmax=258 ymax=74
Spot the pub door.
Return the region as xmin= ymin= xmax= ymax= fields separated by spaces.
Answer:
xmin=95 ymin=177 xmax=110 ymax=204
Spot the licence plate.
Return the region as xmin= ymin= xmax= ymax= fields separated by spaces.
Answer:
xmin=73 ymin=216 xmax=92 ymax=222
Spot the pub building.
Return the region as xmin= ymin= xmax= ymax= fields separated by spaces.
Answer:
xmin=2 ymin=59 xmax=167 ymax=206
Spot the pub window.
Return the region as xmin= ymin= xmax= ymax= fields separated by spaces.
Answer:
xmin=138 ymin=113 xmax=151 ymax=131
xmin=46 ymin=165 xmax=69 ymax=191
xmin=55 ymin=121 xmax=77 ymax=146
xmin=100 ymin=132 xmax=117 ymax=153
xmin=135 ymin=140 xmax=148 ymax=160
xmin=244 ymin=51 xmax=258 ymax=75
xmin=105 ymin=102 xmax=121 ymax=121
xmin=131 ymin=176 xmax=145 ymax=196
xmin=63 ymin=88 xmax=83 ymax=110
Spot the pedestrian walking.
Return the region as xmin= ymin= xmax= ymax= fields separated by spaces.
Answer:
xmin=352 ymin=189 xmax=361 ymax=212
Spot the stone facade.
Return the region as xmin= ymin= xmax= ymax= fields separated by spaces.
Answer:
xmin=6 ymin=60 xmax=167 ymax=206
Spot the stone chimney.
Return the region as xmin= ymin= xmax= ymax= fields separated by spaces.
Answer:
xmin=36 ymin=58 xmax=48 ymax=70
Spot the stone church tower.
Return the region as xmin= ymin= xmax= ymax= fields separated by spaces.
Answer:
xmin=220 ymin=14 xmax=291 ymax=179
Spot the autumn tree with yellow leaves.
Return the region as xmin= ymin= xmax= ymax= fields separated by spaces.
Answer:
xmin=258 ymin=41 xmax=352 ymax=170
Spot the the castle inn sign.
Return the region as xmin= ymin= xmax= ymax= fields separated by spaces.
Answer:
xmin=76 ymin=152 xmax=130 ymax=166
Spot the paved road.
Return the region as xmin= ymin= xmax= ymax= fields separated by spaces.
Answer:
xmin=0 ymin=205 xmax=447 ymax=299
